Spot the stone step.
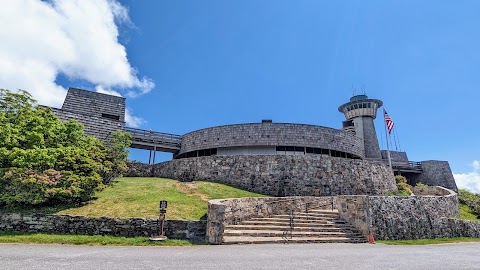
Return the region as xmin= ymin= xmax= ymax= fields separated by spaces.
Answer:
xmin=307 ymin=209 xmax=339 ymax=213
xmin=222 ymin=236 xmax=366 ymax=244
xmin=273 ymin=214 xmax=339 ymax=219
xmin=223 ymin=229 xmax=362 ymax=238
xmin=225 ymin=225 xmax=358 ymax=232
xmin=288 ymin=213 xmax=339 ymax=219
xmin=247 ymin=217 xmax=346 ymax=223
xmin=240 ymin=220 xmax=349 ymax=227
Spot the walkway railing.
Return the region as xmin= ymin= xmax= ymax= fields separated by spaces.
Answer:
xmin=392 ymin=161 xmax=423 ymax=171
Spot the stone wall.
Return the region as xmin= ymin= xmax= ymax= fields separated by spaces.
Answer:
xmin=207 ymin=196 xmax=334 ymax=244
xmin=381 ymin=150 xmax=408 ymax=162
xmin=148 ymin=155 xmax=396 ymax=197
xmin=336 ymin=187 xmax=461 ymax=240
xmin=336 ymin=195 xmax=369 ymax=238
xmin=368 ymin=190 xmax=459 ymax=240
xmin=438 ymin=218 xmax=480 ymax=238
xmin=0 ymin=213 xmax=206 ymax=243
xmin=179 ymin=123 xmax=365 ymax=158
xmin=414 ymin=161 xmax=458 ymax=192
xmin=126 ymin=162 xmax=155 ymax=177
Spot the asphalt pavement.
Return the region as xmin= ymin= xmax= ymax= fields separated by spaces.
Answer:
xmin=1 ymin=242 xmax=479 ymax=270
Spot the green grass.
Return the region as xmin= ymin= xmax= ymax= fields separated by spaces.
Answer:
xmin=460 ymin=203 xmax=480 ymax=221
xmin=378 ymin=237 xmax=480 ymax=245
xmin=2 ymin=177 xmax=267 ymax=220
xmin=0 ymin=231 xmax=194 ymax=246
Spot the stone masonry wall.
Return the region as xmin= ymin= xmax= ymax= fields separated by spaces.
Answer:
xmin=126 ymin=162 xmax=155 ymax=177
xmin=146 ymin=155 xmax=396 ymax=197
xmin=0 ymin=213 xmax=206 ymax=243
xmin=179 ymin=123 xmax=365 ymax=158
xmin=336 ymin=187 xmax=461 ymax=240
xmin=207 ymin=196 xmax=334 ymax=244
xmin=414 ymin=161 xmax=458 ymax=192
xmin=368 ymin=191 xmax=459 ymax=240
xmin=381 ymin=150 xmax=408 ymax=162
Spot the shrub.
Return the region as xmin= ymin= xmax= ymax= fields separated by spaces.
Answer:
xmin=387 ymin=175 xmax=413 ymax=196
xmin=0 ymin=89 xmax=130 ymax=207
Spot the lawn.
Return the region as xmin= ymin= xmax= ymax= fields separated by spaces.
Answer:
xmin=459 ymin=203 xmax=480 ymax=221
xmin=378 ymin=237 xmax=480 ymax=245
xmin=0 ymin=231 xmax=195 ymax=246
xmin=44 ymin=177 xmax=267 ymax=220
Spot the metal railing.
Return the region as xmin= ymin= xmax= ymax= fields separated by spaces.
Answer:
xmin=222 ymin=197 xmax=335 ymax=242
xmin=125 ymin=127 xmax=182 ymax=145
xmin=392 ymin=161 xmax=423 ymax=171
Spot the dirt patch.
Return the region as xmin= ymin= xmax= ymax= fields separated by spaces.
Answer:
xmin=175 ymin=182 xmax=210 ymax=201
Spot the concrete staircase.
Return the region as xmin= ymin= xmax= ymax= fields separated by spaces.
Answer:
xmin=222 ymin=209 xmax=366 ymax=244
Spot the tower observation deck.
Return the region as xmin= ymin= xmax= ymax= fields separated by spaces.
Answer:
xmin=338 ymin=94 xmax=383 ymax=159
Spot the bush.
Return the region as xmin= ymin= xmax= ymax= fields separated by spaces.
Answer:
xmin=0 ymin=89 xmax=130 ymax=207
xmin=387 ymin=175 xmax=413 ymax=196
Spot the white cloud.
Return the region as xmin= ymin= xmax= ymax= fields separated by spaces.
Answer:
xmin=454 ymin=160 xmax=480 ymax=194
xmin=95 ymin=85 xmax=122 ymax=97
xmin=125 ymin=108 xmax=145 ymax=128
xmin=0 ymin=0 xmax=154 ymax=108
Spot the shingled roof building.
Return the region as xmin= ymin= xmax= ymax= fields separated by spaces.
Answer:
xmin=51 ymin=87 xmax=458 ymax=196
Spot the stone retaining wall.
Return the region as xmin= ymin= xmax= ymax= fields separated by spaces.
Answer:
xmin=336 ymin=187 xmax=461 ymax=240
xmin=0 ymin=213 xmax=206 ymax=243
xmin=207 ymin=196 xmax=334 ymax=244
xmin=127 ymin=155 xmax=396 ymax=197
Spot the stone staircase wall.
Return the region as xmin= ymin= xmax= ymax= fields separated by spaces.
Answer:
xmin=207 ymin=196 xmax=334 ymax=244
xmin=208 ymin=187 xmax=469 ymax=244
xmin=336 ymin=186 xmax=461 ymax=240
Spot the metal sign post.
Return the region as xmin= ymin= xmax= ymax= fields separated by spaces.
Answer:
xmin=149 ymin=200 xmax=168 ymax=241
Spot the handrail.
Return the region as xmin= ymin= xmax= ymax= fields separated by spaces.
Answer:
xmin=392 ymin=161 xmax=423 ymax=171
xmin=225 ymin=197 xmax=335 ymax=226
xmin=125 ymin=127 xmax=182 ymax=143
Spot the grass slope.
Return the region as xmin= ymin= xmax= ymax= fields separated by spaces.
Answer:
xmin=459 ymin=203 xmax=480 ymax=221
xmin=54 ymin=177 xmax=267 ymax=220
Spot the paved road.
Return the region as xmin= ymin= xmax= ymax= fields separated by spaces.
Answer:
xmin=1 ymin=243 xmax=479 ymax=270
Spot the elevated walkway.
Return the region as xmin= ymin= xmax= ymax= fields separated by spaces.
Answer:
xmin=392 ymin=161 xmax=423 ymax=173
xmin=125 ymin=127 xmax=182 ymax=153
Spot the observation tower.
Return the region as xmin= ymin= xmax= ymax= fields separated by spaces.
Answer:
xmin=338 ymin=94 xmax=383 ymax=159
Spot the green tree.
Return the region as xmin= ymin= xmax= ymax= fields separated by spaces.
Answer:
xmin=0 ymin=89 xmax=131 ymax=206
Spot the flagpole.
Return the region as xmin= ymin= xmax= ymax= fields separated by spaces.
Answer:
xmin=383 ymin=108 xmax=392 ymax=169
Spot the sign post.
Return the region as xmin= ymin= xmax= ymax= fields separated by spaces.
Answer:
xmin=149 ymin=200 xmax=168 ymax=241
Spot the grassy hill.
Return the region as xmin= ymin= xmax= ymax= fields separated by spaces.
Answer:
xmin=54 ymin=177 xmax=267 ymax=220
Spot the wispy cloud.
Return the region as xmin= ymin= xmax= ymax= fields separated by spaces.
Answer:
xmin=454 ymin=160 xmax=480 ymax=194
xmin=125 ymin=108 xmax=145 ymax=128
xmin=0 ymin=0 xmax=154 ymax=108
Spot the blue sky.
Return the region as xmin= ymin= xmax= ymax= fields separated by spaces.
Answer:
xmin=119 ymin=0 xmax=480 ymax=173
xmin=1 ymin=1 xmax=479 ymax=191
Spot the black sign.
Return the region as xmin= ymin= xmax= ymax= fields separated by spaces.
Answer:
xmin=160 ymin=200 xmax=168 ymax=209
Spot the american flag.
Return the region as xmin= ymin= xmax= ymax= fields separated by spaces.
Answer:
xmin=384 ymin=110 xmax=394 ymax=134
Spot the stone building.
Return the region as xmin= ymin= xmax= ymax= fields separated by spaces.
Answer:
xmin=52 ymin=87 xmax=458 ymax=195
xmin=51 ymin=87 xmax=125 ymax=140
